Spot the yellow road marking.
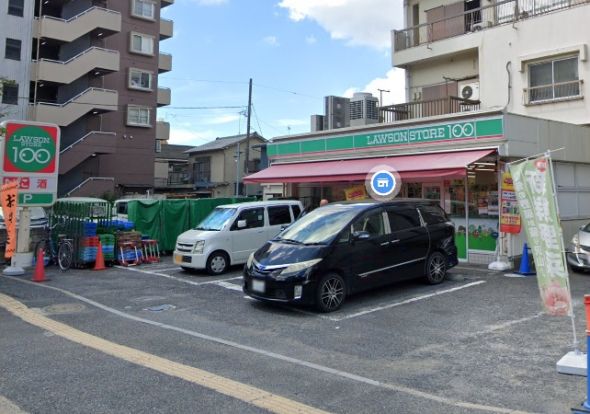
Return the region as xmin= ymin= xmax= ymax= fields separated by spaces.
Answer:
xmin=0 ymin=293 xmax=331 ymax=414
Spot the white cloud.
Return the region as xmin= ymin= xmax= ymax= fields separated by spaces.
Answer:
xmin=305 ymin=35 xmax=317 ymax=44
xmin=278 ymin=0 xmax=403 ymax=50
xmin=207 ymin=114 xmax=241 ymax=125
xmin=263 ymin=36 xmax=280 ymax=47
xmin=343 ymin=68 xmax=406 ymax=105
xmin=169 ymin=127 xmax=217 ymax=146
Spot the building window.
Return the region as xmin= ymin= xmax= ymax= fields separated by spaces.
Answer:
xmin=528 ymin=55 xmax=580 ymax=103
xmin=155 ymin=140 xmax=162 ymax=153
xmin=129 ymin=68 xmax=153 ymax=91
xmin=127 ymin=105 xmax=151 ymax=127
xmin=1 ymin=82 xmax=18 ymax=105
xmin=8 ymin=0 xmax=24 ymax=17
xmin=5 ymin=38 xmax=21 ymax=61
xmin=132 ymin=0 xmax=156 ymax=20
xmin=193 ymin=157 xmax=211 ymax=184
xmin=130 ymin=32 xmax=154 ymax=56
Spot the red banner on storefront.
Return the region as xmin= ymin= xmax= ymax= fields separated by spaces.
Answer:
xmin=500 ymin=171 xmax=521 ymax=234
xmin=0 ymin=182 xmax=18 ymax=258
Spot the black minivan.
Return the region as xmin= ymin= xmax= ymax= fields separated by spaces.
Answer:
xmin=243 ymin=199 xmax=458 ymax=312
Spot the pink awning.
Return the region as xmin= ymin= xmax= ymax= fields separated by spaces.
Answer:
xmin=244 ymin=149 xmax=496 ymax=183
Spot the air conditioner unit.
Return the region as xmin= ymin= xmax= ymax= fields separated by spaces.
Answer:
xmin=458 ymin=81 xmax=480 ymax=101
xmin=471 ymin=21 xmax=492 ymax=31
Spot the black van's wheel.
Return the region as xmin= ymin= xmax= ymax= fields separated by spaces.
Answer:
xmin=316 ymin=273 xmax=346 ymax=313
xmin=425 ymin=252 xmax=447 ymax=284
xmin=206 ymin=251 xmax=229 ymax=275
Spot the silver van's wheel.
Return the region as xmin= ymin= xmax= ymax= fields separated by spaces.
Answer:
xmin=425 ymin=252 xmax=446 ymax=284
xmin=206 ymin=251 xmax=229 ymax=275
xmin=316 ymin=273 xmax=346 ymax=313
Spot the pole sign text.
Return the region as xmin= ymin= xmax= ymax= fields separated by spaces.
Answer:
xmin=0 ymin=121 xmax=60 ymax=206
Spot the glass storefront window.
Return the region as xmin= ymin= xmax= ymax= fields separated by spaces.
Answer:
xmin=466 ymin=170 xmax=499 ymax=253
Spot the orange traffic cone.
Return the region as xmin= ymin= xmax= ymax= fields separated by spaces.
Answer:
xmin=32 ymin=248 xmax=49 ymax=283
xmin=93 ymin=240 xmax=106 ymax=271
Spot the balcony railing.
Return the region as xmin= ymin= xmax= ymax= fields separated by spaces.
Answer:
xmin=524 ymin=79 xmax=583 ymax=104
xmin=393 ymin=0 xmax=589 ymax=51
xmin=379 ymin=96 xmax=480 ymax=123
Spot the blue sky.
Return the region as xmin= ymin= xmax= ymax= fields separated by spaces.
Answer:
xmin=159 ymin=0 xmax=405 ymax=146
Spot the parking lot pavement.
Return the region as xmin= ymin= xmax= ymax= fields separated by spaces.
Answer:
xmin=0 ymin=257 xmax=587 ymax=413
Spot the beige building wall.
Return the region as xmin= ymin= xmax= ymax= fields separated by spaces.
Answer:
xmin=408 ymin=52 xmax=478 ymax=96
xmin=395 ymin=5 xmax=590 ymax=125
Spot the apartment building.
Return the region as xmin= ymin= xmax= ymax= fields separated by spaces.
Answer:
xmin=0 ymin=0 xmax=34 ymax=120
xmin=21 ymin=0 xmax=173 ymax=197
xmin=391 ymin=0 xmax=589 ymax=125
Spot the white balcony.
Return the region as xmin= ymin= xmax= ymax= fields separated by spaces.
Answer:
xmin=32 ymin=47 xmax=120 ymax=84
xmin=159 ymin=52 xmax=172 ymax=73
xmin=156 ymin=121 xmax=170 ymax=141
xmin=157 ymin=87 xmax=171 ymax=107
xmin=32 ymin=88 xmax=118 ymax=127
xmin=36 ymin=7 xmax=121 ymax=43
xmin=160 ymin=18 xmax=173 ymax=40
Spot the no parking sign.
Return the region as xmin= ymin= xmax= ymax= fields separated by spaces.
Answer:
xmin=0 ymin=121 xmax=60 ymax=206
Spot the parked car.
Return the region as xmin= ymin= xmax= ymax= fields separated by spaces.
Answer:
xmin=174 ymin=200 xmax=303 ymax=274
xmin=566 ymin=223 xmax=590 ymax=272
xmin=243 ymin=199 xmax=458 ymax=312
xmin=0 ymin=207 xmax=48 ymax=264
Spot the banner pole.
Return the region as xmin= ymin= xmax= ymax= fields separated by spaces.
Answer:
xmin=546 ymin=151 xmax=579 ymax=353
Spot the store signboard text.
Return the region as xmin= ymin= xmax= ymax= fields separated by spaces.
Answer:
xmin=268 ymin=117 xmax=503 ymax=158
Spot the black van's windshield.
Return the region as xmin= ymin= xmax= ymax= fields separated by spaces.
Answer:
xmin=195 ymin=207 xmax=236 ymax=231
xmin=277 ymin=206 xmax=358 ymax=245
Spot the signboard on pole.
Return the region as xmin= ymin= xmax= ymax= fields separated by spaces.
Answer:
xmin=499 ymin=171 xmax=521 ymax=234
xmin=0 ymin=121 xmax=60 ymax=206
xmin=509 ymin=155 xmax=572 ymax=316
xmin=0 ymin=181 xmax=18 ymax=258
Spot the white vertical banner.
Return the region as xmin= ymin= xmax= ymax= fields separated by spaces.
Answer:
xmin=509 ymin=155 xmax=572 ymax=316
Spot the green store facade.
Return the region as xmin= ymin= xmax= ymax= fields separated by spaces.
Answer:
xmin=245 ymin=110 xmax=590 ymax=265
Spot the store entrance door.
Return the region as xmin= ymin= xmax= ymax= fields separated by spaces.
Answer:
xmin=422 ymin=183 xmax=444 ymax=209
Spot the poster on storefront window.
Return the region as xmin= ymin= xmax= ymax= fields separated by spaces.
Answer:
xmin=499 ymin=171 xmax=521 ymax=234
xmin=509 ymin=156 xmax=572 ymax=316
xmin=344 ymin=185 xmax=367 ymax=201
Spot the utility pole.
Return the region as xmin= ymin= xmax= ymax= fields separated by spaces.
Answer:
xmin=378 ymin=88 xmax=390 ymax=107
xmin=243 ymin=78 xmax=253 ymax=195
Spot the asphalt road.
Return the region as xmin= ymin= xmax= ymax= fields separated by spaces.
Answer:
xmin=0 ymin=257 xmax=587 ymax=414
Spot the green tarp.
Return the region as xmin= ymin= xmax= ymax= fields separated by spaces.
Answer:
xmin=127 ymin=198 xmax=254 ymax=251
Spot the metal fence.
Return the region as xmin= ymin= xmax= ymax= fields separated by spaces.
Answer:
xmin=379 ymin=96 xmax=480 ymax=123
xmin=393 ymin=0 xmax=589 ymax=51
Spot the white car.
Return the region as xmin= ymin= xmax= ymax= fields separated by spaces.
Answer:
xmin=174 ymin=200 xmax=303 ymax=274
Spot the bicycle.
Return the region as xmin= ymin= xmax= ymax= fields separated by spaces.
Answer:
xmin=34 ymin=224 xmax=74 ymax=271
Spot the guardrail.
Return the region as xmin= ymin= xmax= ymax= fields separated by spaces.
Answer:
xmin=34 ymin=47 xmax=118 ymax=65
xmin=65 ymin=177 xmax=114 ymax=197
xmin=32 ymin=87 xmax=117 ymax=107
xmin=60 ymin=131 xmax=117 ymax=154
xmin=39 ymin=6 xmax=120 ymax=23
xmin=379 ymin=96 xmax=480 ymax=122
xmin=393 ymin=0 xmax=589 ymax=51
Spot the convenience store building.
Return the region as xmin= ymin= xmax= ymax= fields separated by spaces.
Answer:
xmin=244 ymin=110 xmax=590 ymax=265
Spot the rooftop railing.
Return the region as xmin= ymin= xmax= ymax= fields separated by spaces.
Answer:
xmin=379 ymin=96 xmax=480 ymax=123
xmin=393 ymin=0 xmax=589 ymax=51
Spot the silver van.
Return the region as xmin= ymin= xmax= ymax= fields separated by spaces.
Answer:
xmin=174 ymin=200 xmax=303 ymax=274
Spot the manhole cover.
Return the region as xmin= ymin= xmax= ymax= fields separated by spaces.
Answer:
xmin=144 ymin=304 xmax=176 ymax=312
xmin=42 ymin=303 xmax=86 ymax=315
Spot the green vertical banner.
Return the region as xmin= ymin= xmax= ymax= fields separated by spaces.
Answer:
xmin=509 ymin=156 xmax=572 ymax=316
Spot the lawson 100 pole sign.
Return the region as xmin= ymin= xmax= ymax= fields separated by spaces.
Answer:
xmin=0 ymin=121 xmax=60 ymax=206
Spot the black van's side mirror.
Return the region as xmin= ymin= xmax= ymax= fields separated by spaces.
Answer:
xmin=352 ymin=231 xmax=370 ymax=242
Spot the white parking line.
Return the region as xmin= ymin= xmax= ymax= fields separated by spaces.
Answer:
xmin=1 ymin=276 xmax=534 ymax=414
xmin=115 ymin=265 xmax=242 ymax=287
xmin=214 ymin=281 xmax=243 ymax=292
xmin=328 ymin=280 xmax=487 ymax=322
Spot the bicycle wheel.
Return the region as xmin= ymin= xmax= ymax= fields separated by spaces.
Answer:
xmin=34 ymin=239 xmax=52 ymax=267
xmin=57 ymin=240 xmax=74 ymax=271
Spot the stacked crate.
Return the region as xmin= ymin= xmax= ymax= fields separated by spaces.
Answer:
xmin=116 ymin=231 xmax=143 ymax=265
xmin=98 ymin=234 xmax=116 ymax=263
